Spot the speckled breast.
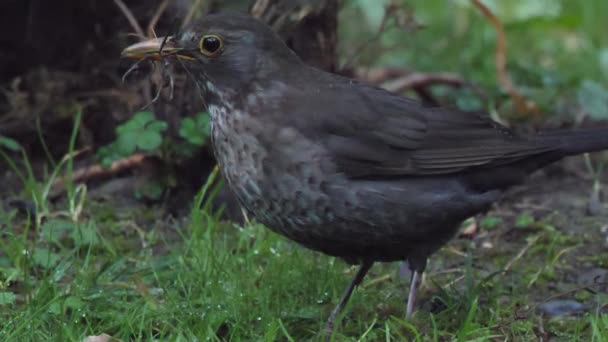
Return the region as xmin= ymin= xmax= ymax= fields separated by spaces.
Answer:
xmin=208 ymin=102 xmax=338 ymax=241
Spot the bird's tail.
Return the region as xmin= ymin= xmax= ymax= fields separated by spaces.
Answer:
xmin=463 ymin=126 xmax=608 ymax=192
xmin=536 ymin=127 xmax=608 ymax=156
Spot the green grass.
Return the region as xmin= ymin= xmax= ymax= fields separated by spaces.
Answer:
xmin=1 ymin=159 xmax=607 ymax=340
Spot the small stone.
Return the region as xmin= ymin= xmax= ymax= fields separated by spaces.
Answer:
xmin=537 ymin=300 xmax=589 ymax=317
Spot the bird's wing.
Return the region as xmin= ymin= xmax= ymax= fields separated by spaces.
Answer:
xmin=287 ymin=79 xmax=555 ymax=178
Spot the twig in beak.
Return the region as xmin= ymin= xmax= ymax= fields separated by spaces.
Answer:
xmin=138 ymin=58 xmax=176 ymax=110
xmin=122 ymin=57 xmax=149 ymax=83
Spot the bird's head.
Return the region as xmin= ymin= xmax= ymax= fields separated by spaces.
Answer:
xmin=121 ymin=12 xmax=301 ymax=98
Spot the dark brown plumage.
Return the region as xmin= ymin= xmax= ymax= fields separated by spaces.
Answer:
xmin=122 ymin=12 xmax=608 ymax=338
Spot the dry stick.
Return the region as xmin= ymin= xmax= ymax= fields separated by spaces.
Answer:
xmin=442 ymin=234 xmax=540 ymax=290
xmin=183 ymin=0 xmax=204 ymax=28
xmin=113 ymin=0 xmax=154 ymax=106
xmin=443 ymin=275 xmax=466 ymax=290
xmin=381 ymin=72 xmax=466 ymax=93
xmin=52 ymin=2 xmax=151 ymax=198
xmin=440 ymin=237 xmax=538 ymax=299
xmin=357 ymin=67 xmax=488 ymax=104
xmin=471 ymin=0 xmax=540 ymax=117
xmin=356 ymin=67 xmax=412 ymax=84
xmin=429 ymin=268 xmax=465 ymax=276
xmin=362 ymin=274 xmax=392 ymax=288
xmin=83 ymin=1 xmax=171 ymax=202
xmin=51 ymin=154 xmax=149 ymax=190
xmin=341 ymin=8 xmax=394 ymax=71
xmin=113 ymin=0 xmax=145 ymax=38
xmin=148 ymin=0 xmax=172 ymax=38
xmin=145 ymin=0 xmax=177 ymax=108
xmin=503 ymin=234 xmax=541 ymax=272
xmin=250 ymin=0 xmax=272 ymax=17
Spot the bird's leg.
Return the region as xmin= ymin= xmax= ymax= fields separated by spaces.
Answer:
xmin=406 ymin=270 xmax=421 ymax=319
xmin=325 ymin=261 xmax=373 ymax=339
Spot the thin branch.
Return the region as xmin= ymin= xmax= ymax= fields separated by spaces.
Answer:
xmin=51 ymin=153 xmax=150 ymax=196
xmin=503 ymin=234 xmax=540 ymax=272
xmin=147 ymin=0 xmax=172 ymax=38
xmin=183 ymin=0 xmax=203 ymax=28
xmin=471 ymin=0 xmax=540 ymax=116
xmin=113 ymin=0 xmax=145 ymax=38
xmin=355 ymin=67 xmax=414 ymax=84
xmin=381 ymin=72 xmax=466 ymax=93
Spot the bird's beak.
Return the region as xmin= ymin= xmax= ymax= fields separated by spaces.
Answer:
xmin=121 ymin=37 xmax=194 ymax=60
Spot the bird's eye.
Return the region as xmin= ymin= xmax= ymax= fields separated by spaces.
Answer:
xmin=199 ymin=35 xmax=223 ymax=57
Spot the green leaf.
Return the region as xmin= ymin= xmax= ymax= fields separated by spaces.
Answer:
xmin=70 ymin=222 xmax=100 ymax=247
xmin=114 ymin=131 xmax=138 ymax=155
xmin=137 ymin=130 xmax=164 ymax=151
xmin=116 ymin=111 xmax=154 ymax=134
xmin=147 ymin=120 xmax=169 ymax=132
xmin=480 ymin=216 xmax=503 ymax=230
xmin=48 ymin=302 xmax=61 ymax=315
xmin=0 ymin=292 xmax=16 ymax=305
xmin=41 ymin=219 xmax=77 ymax=245
xmin=96 ymin=144 xmax=123 ymax=168
xmin=577 ymin=80 xmax=608 ymax=119
xmin=96 ymin=111 xmax=168 ymax=166
xmin=64 ymin=296 xmax=85 ymax=310
xmin=32 ymin=248 xmax=62 ymax=269
xmin=179 ymin=112 xmax=210 ymax=146
xmin=0 ymin=136 xmax=20 ymax=151
xmin=515 ymin=212 xmax=535 ymax=229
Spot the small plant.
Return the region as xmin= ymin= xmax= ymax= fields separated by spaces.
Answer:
xmin=479 ymin=216 xmax=503 ymax=230
xmin=96 ymin=111 xmax=210 ymax=167
xmin=96 ymin=111 xmax=168 ymax=167
xmin=179 ymin=112 xmax=211 ymax=147
xmin=94 ymin=111 xmax=211 ymax=199
xmin=515 ymin=211 xmax=535 ymax=229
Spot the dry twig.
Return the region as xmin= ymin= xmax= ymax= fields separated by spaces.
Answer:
xmin=147 ymin=0 xmax=172 ymax=38
xmin=113 ymin=0 xmax=145 ymax=38
xmin=51 ymin=154 xmax=151 ymax=197
xmin=503 ymin=234 xmax=541 ymax=272
xmin=381 ymin=72 xmax=466 ymax=93
xmin=471 ymin=0 xmax=540 ymax=117
xmin=183 ymin=0 xmax=203 ymax=28
xmin=342 ymin=3 xmax=421 ymax=70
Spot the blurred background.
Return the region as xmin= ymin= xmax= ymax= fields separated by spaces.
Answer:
xmin=1 ymin=0 xmax=607 ymax=340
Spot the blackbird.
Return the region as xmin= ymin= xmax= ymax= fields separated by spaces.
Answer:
xmin=122 ymin=12 xmax=608 ymax=336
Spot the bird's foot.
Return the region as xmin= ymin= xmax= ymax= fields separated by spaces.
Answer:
xmin=323 ymin=309 xmax=339 ymax=342
xmin=406 ymin=270 xmax=421 ymax=319
xmin=323 ymin=261 xmax=374 ymax=341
